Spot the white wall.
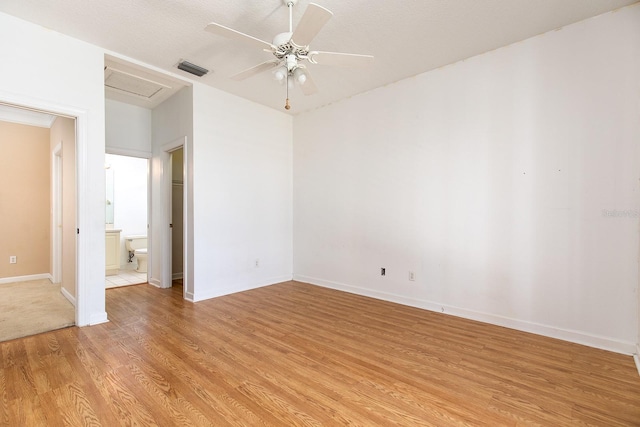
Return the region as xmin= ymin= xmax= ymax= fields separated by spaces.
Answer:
xmin=105 ymin=153 xmax=148 ymax=268
xmin=105 ymin=99 xmax=152 ymax=157
xmin=0 ymin=12 xmax=107 ymax=325
xmin=151 ymin=86 xmax=194 ymax=294
xmin=293 ymin=5 xmax=640 ymax=354
xmin=191 ymin=82 xmax=293 ymax=301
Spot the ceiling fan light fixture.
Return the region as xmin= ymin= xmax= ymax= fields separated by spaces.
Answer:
xmin=274 ymin=68 xmax=286 ymax=81
xmin=293 ymin=67 xmax=307 ymax=85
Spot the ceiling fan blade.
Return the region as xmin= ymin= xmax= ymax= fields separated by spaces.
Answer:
xmin=205 ymin=22 xmax=274 ymax=51
xmin=298 ymin=68 xmax=318 ymax=96
xmin=291 ymin=3 xmax=333 ymax=47
xmin=230 ymin=61 xmax=281 ymax=81
xmin=309 ymin=51 xmax=374 ymax=67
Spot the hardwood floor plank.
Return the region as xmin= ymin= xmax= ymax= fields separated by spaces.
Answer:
xmin=0 ymin=369 xmax=7 ymax=426
xmin=1 ymin=280 xmax=639 ymax=426
xmin=107 ymin=317 xmax=262 ymax=425
xmin=37 ymin=389 xmax=68 ymax=427
xmin=7 ymin=395 xmax=48 ymax=426
xmin=100 ymin=368 xmax=161 ymax=425
xmin=0 ymin=340 xmax=27 ymax=369
xmin=125 ymin=362 xmax=216 ymax=427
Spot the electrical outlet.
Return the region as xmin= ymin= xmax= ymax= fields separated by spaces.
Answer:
xmin=255 ymin=258 xmax=260 ymax=268
xmin=409 ymin=271 xmax=415 ymax=281
xmin=380 ymin=267 xmax=386 ymax=276
xmin=9 ymin=256 xmax=16 ymax=264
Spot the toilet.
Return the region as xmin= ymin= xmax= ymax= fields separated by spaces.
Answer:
xmin=124 ymin=235 xmax=148 ymax=273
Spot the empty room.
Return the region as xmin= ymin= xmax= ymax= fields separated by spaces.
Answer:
xmin=0 ymin=0 xmax=639 ymax=425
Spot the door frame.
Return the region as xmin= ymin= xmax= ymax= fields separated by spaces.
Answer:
xmin=158 ymin=136 xmax=190 ymax=300
xmin=104 ymin=149 xmax=152 ymax=286
xmin=0 ymin=93 xmax=90 ymax=326
xmin=51 ymin=143 xmax=63 ymax=284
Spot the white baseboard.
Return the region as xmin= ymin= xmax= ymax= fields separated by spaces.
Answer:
xmin=0 ymin=273 xmax=51 ymax=285
xmin=192 ymin=275 xmax=292 ymax=302
xmin=89 ymin=312 xmax=108 ymax=325
xmin=60 ymin=286 xmax=76 ymax=306
xmin=184 ymin=291 xmax=195 ymax=302
xmin=634 ymin=345 xmax=640 ymax=377
xmin=172 ymin=272 xmax=184 ymax=280
xmin=294 ymin=274 xmax=636 ymax=356
xmin=148 ymin=278 xmax=162 ymax=288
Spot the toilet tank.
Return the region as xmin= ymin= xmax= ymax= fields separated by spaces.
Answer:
xmin=125 ymin=235 xmax=147 ymax=251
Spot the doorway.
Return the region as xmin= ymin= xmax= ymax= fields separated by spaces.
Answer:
xmin=155 ymin=136 xmax=190 ymax=300
xmin=104 ymin=153 xmax=149 ymax=288
xmin=0 ymin=103 xmax=77 ymax=340
xmin=171 ymin=147 xmax=185 ymax=282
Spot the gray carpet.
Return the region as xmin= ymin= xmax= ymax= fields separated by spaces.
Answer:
xmin=0 ymin=279 xmax=75 ymax=342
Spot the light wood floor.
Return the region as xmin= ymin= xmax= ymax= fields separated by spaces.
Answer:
xmin=1 ymin=280 xmax=639 ymax=426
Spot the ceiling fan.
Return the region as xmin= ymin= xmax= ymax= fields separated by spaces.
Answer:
xmin=205 ymin=0 xmax=374 ymax=110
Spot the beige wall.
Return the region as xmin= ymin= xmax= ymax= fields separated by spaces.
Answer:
xmin=50 ymin=116 xmax=76 ymax=298
xmin=171 ymin=148 xmax=184 ymax=277
xmin=0 ymin=121 xmax=50 ymax=279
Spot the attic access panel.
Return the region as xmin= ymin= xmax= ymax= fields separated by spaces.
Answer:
xmin=104 ymin=67 xmax=170 ymax=99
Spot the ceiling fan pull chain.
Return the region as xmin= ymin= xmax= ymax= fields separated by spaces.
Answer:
xmin=285 ymin=68 xmax=291 ymax=110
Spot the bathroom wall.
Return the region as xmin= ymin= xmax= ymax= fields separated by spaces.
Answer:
xmin=0 ymin=121 xmax=50 ymax=280
xmin=105 ymin=153 xmax=148 ymax=269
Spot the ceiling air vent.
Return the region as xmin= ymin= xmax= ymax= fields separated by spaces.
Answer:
xmin=104 ymin=67 xmax=170 ymax=99
xmin=177 ymin=60 xmax=209 ymax=77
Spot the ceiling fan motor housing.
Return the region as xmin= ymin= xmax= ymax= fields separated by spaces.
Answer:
xmin=273 ymin=32 xmax=310 ymax=62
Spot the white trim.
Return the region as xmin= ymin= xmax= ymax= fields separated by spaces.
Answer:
xmin=51 ymin=143 xmax=63 ymax=284
xmin=148 ymin=278 xmax=162 ymax=288
xmin=0 ymin=104 xmax=56 ymax=128
xmin=159 ymin=137 xmax=189 ymax=297
xmin=74 ymin=109 xmax=91 ymax=327
xmin=192 ymin=275 xmax=293 ymax=302
xmin=61 ymin=286 xmax=76 ymax=306
xmin=0 ymin=273 xmax=51 ymax=285
xmin=172 ymin=272 xmax=184 ymax=280
xmin=294 ymin=274 xmax=637 ymax=356
xmin=89 ymin=312 xmax=108 ymax=325
xmin=634 ymin=344 xmax=640 ymax=377
xmin=106 ymin=146 xmax=152 ymax=159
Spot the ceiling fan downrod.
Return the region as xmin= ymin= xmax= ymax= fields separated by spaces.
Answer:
xmin=284 ymin=0 xmax=297 ymax=110
xmin=286 ymin=0 xmax=296 ymax=33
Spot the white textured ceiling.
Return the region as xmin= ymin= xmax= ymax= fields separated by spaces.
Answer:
xmin=1 ymin=0 xmax=637 ymax=114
